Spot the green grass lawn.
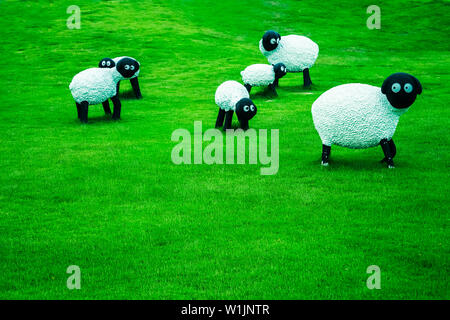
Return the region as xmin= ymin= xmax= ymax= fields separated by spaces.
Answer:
xmin=0 ymin=0 xmax=448 ymax=299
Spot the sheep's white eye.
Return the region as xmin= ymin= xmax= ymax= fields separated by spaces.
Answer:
xmin=391 ymin=83 xmax=401 ymax=93
xmin=124 ymin=65 xmax=130 ymax=70
xmin=250 ymin=105 xmax=255 ymax=112
xmin=281 ymin=66 xmax=285 ymax=72
xmin=243 ymin=105 xmax=249 ymax=112
xmin=277 ymin=38 xmax=280 ymax=43
xmin=130 ymin=65 xmax=135 ymax=71
xmin=106 ymin=61 xmax=111 ymax=66
xmin=101 ymin=61 xmax=106 ymax=66
xmin=270 ymin=38 xmax=277 ymax=45
xmin=404 ymin=83 xmax=413 ymax=93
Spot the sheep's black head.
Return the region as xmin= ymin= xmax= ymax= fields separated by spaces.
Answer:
xmin=116 ymin=57 xmax=140 ymax=79
xmin=262 ymin=30 xmax=281 ymax=52
xmin=273 ymin=63 xmax=287 ymax=80
xmin=98 ymin=58 xmax=115 ymax=69
xmin=381 ymin=73 xmax=422 ymax=109
xmin=235 ymin=98 xmax=257 ymax=121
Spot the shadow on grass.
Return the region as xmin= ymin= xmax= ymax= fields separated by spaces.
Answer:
xmin=276 ymin=84 xmax=317 ymax=93
xmin=71 ymin=115 xmax=118 ymax=125
xmin=118 ymin=89 xmax=142 ymax=101
xmin=250 ymin=89 xmax=279 ymax=99
xmin=309 ymin=157 xmax=396 ymax=171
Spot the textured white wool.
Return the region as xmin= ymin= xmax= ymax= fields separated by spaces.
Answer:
xmin=260 ymin=35 xmax=318 ymax=72
xmin=241 ymin=64 xmax=275 ymax=86
xmin=69 ymin=68 xmax=120 ymax=105
xmin=311 ymin=84 xmax=408 ymax=149
xmin=113 ymin=56 xmax=140 ymax=79
xmin=215 ymin=81 xmax=249 ymax=112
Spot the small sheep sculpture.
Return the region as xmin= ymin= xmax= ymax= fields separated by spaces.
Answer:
xmin=311 ymin=73 xmax=422 ymax=168
xmin=99 ymin=56 xmax=142 ymax=99
xmin=215 ymin=80 xmax=257 ymax=131
xmin=260 ymin=30 xmax=318 ymax=88
xmin=69 ymin=57 xmax=140 ymax=123
xmin=241 ymin=63 xmax=287 ymax=96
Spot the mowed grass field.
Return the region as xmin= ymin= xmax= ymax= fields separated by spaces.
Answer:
xmin=0 ymin=0 xmax=449 ymax=299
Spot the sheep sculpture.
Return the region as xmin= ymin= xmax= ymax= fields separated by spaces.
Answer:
xmin=215 ymin=80 xmax=257 ymax=131
xmin=241 ymin=63 xmax=287 ymax=96
xmin=311 ymin=72 xmax=422 ymax=168
xmin=260 ymin=30 xmax=318 ymax=88
xmin=69 ymin=57 xmax=140 ymax=123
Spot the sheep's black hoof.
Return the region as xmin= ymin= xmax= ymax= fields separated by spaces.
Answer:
xmin=386 ymin=159 xmax=395 ymax=168
xmin=78 ymin=102 xmax=89 ymax=123
xmin=380 ymin=139 xmax=396 ymax=169
xmin=321 ymin=144 xmax=331 ymax=166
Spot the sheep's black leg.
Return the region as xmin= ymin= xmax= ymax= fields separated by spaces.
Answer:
xmin=223 ymin=110 xmax=234 ymax=131
xmin=303 ymin=68 xmax=312 ymax=88
xmin=390 ymin=139 xmax=397 ymax=158
xmin=239 ymin=119 xmax=249 ymax=131
xmin=380 ymin=139 xmax=397 ymax=163
xmin=79 ymin=101 xmax=89 ymax=124
xmin=76 ymin=103 xmax=81 ymax=119
xmin=102 ymin=100 xmax=112 ymax=115
xmin=115 ymin=81 xmax=121 ymax=97
xmin=130 ymin=77 xmax=142 ymax=99
xmin=244 ymin=84 xmax=252 ymax=94
xmin=215 ymin=108 xmax=226 ymax=128
xmin=111 ymin=96 xmax=122 ymax=120
xmin=268 ymin=83 xmax=278 ymax=96
xmin=321 ymin=144 xmax=331 ymax=166
xmin=273 ymin=78 xmax=279 ymax=87
xmin=380 ymin=139 xmax=395 ymax=168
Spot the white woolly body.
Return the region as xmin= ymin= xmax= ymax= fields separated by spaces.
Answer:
xmin=69 ymin=68 xmax=120 ymax=105
xmin=215 ymin=81 xmax=249 ymax=112
xmin=113 ymin=56 xmax=140 ymax=79
xmin=311 ymin=84 xmax=408 ymax=149
xmin=260 ymin=35 xmax=319 ymax=72
xmin=241 ymin=64 xmax=275 ymax=86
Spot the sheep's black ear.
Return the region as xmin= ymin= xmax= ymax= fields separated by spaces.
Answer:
xmin=413 ymin=76 xmax=422 ymax=95
xmin=381 ymin=78 xmax=389 ymax=95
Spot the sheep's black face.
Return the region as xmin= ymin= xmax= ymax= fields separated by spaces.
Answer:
xmin=273 ymin=63 xmax=287 ymax=79
xmin=235 ymin=98 xmax=257 ymax=121
xmin=262 ymin=30 xmax=281 ymax=52
xmin=98 ymin=58 xmax=115 ymax=68
xmin=116 ymin=57 xmax=140 ymax=78
xmin=381 ymin=73 xmax=422 ymax=109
